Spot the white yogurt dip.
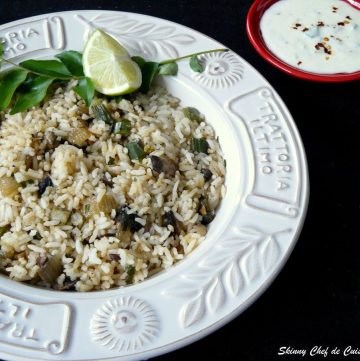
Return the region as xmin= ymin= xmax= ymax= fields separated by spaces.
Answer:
xmin=260 ymin=0 xmax=360 ymax=74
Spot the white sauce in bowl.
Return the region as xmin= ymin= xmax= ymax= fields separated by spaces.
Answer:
xmin=260 ymin=0 xmax=360 ymax=74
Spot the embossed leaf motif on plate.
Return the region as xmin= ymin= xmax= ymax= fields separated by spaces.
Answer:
xmin=75 ymin=14 xmax=195 ymax=58
xmin=163 ymin=227 xmax=290 ymax=328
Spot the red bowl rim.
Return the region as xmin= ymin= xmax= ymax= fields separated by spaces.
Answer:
xmin=246 ymin=0 xmax=360 ymax=83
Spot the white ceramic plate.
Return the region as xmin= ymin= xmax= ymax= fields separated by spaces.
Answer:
xmin=0 ymin=10 xmax=308 ymax=361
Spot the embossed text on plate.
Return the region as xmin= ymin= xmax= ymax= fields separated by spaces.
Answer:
xmin=0 ymin=17 xmax=65 ymax=60
xmin=0 ymin=293 xmax=71 ymax=354
xmin=227 ymin=87 xmax=302 ymax=217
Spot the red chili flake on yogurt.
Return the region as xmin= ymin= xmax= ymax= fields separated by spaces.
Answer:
xmin=346 ymin=16 xmax=352 ymax=20
xmin=292 ymin=23 xmax=302 ymax=29
xmin=338 ymin=22 xmax=345 ymax=26
xmin=315 ymin=42 xmax=332 ymax=55
xmin=317 ymin=21 xmax=325 ymax=26
xmin=332 ymin=6 xmax=338 ymax=13
xmin=297 ymin=61 xmax=303 ymax=65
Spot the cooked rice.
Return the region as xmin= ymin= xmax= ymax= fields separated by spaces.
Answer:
xmin=0 ymin=82 xmax=226 ymax=291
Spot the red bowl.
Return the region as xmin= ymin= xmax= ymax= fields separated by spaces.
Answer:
xmin=246 ymin=0 xmax=360 ymax=82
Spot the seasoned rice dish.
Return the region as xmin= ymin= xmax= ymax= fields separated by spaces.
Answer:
xmin=0 ymin=83 xmax=226 ymax=291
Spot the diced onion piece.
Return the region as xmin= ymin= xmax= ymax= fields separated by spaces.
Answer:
xmin=99 ymin=194 xmax=117 ymax=214
xmin=25 ymin=155 xmax=33 ymax=170
xmin=0 ymin=177 xmax=19 ymax=197
xmin=0 ymin=225 xmax=10 ymax=237
xmin=83 ymin=196 xmax=100 ymax=218
xmin=144 ymin=144 xmax=155 ymax=154
xmin=116 ymin=228 xmax=132 ymax=245
xmin=51 ymin=209 xmax=71 ymax=224
xmin=38 ymin=255 xmax=62 ymax=285
xmin=68 ymin=128 xmax=91 ymax=147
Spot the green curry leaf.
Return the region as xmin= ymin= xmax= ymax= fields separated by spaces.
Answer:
xmin=10 ymin=76 xmax=54 ymax=114
xmin=131 ymin=56 xmax=146 ymax=69
xmin=158 ymin=62 xmax=178 ymax=76
xmin=20 ymin=59 xmax=72 ymax=78
xmin=0 ymin=69 xmax=28 ymax=111
xmin=73 ymin=77 xmax=95 ymax=106
xmin=190 ymin=55 xmax=204 ymax=73
xmin=139 ymin=61 xmax=159 ymax=93
xmin=0 ymin=43 xmax=4 ymax=69
xmin=55 ymin=50 xmax=84 ymax=76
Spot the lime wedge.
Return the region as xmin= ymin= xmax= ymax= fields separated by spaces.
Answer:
xmin=82 ymin=29 xmax=142 ymax=95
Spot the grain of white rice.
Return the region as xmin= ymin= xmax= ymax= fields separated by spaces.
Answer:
xmin=28 ymin=244 xmax=46 ymax=253
xmin=44 ymin=220 xmax=61 ymax=227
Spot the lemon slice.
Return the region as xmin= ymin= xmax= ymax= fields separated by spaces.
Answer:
xmin=82 ymin=29 xmax=142 ymax=95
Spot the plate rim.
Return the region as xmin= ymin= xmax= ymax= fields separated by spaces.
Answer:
xmin=0 ymin=9 xmax=309 ymax=361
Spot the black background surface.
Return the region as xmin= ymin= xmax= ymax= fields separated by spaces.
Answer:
xmin=1 ymin=1 xmax=360 ymax=360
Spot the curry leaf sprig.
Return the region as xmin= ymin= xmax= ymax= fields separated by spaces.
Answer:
xmin=0 ymin=43 xmax=228 ymax=115
xmin=0 ymin=45 xmax=95 ymax=114
xmin=133 ymin=48 xmax=228 ymax=93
